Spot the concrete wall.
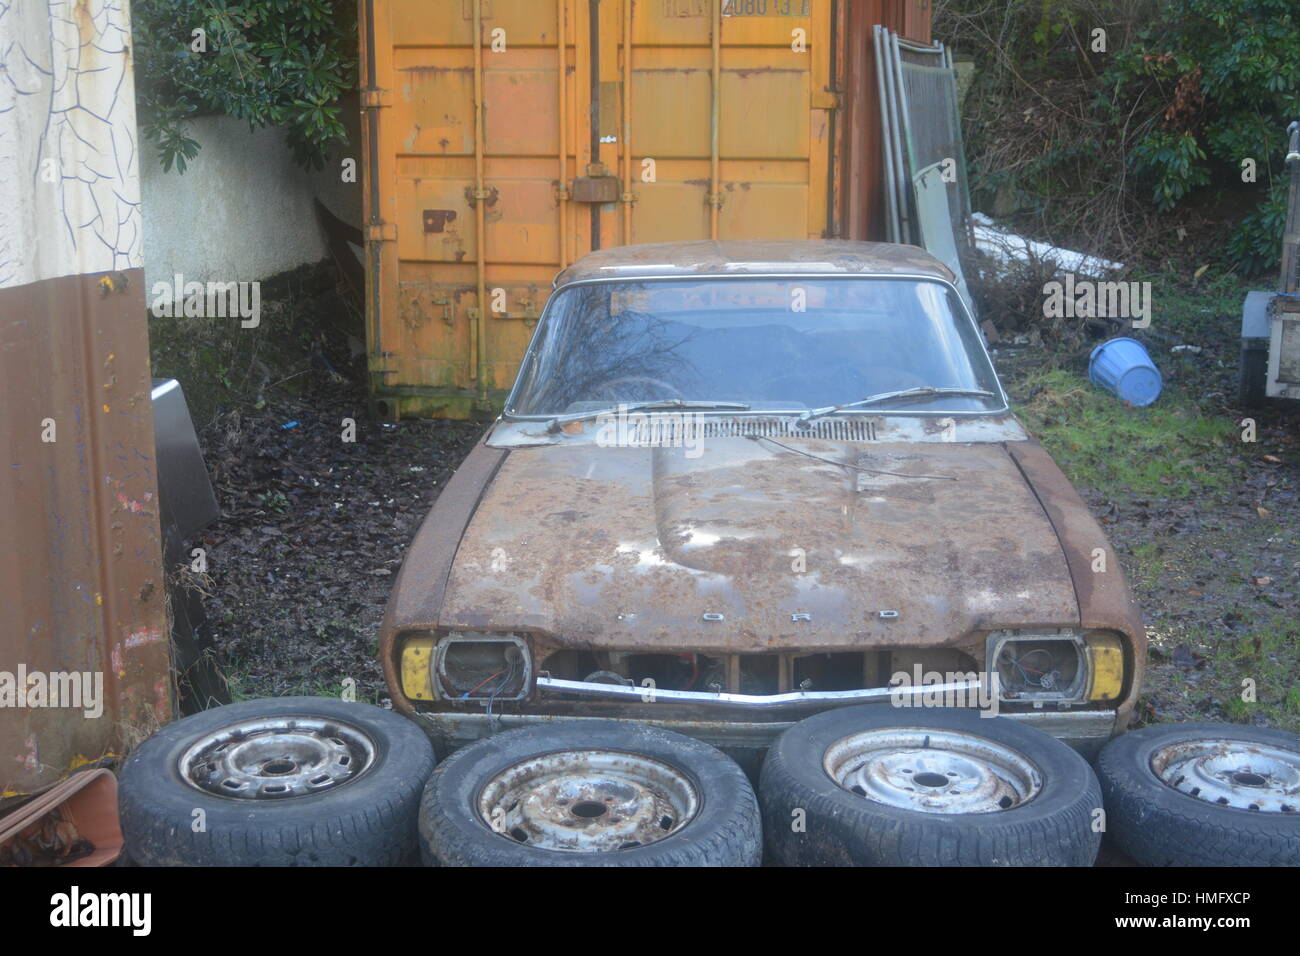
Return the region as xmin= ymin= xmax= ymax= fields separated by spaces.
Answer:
xmin=140 ymin=94 xmax=362 ymax=297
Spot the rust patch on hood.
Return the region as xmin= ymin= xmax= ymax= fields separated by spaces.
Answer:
xmin=427 ymin=438 xmax=1078 ymax=652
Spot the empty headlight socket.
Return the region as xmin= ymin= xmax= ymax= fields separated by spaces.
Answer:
xmin=986 ymin=630 xmax=1090 ymax=706
xmin=434 ymin=631 xmax=533 ymax=702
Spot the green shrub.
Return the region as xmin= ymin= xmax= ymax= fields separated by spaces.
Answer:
xmin=1101 ymin=0 xmax=1300 ymax=270
xmin=133 ymin=0 xmax=358 ymax=172
xmin=939 ymin=0 xmax=1299 ymax=274
xmin=1227 ymin=179 xmax=1290 ymax=276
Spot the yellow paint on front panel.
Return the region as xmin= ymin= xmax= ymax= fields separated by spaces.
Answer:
xmin=366 ymin=0 xmax=833 ymax=416
xmin=400 ymin=634 xmax=436 ymax=700
xmin=1086 ymin=632 xmax=1125 ymax=702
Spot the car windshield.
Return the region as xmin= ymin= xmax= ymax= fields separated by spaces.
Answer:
xmin=506 ymin=276 xmax=1002 ymax=416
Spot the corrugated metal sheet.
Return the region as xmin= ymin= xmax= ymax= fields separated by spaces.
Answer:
xmin=0 ymin=0 xmax=170 ymax=801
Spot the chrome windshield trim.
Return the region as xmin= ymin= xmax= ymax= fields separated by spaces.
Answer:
xmin=503 ymin=272 xmax=1009 ymax=419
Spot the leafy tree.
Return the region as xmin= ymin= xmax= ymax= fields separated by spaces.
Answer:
xmin=939 ymin=0 xmax=1299 ymax=273
xmin=133 ymin=0 xmax=358 ymax=172
xmin=1102 ymin=0 xmax=1300 ymax=270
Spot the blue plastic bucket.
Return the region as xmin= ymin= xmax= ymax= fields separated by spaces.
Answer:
xmin=1089 ymin=337 xmax=1162 ymax=407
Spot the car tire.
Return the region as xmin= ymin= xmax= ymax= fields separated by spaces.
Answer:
xmin=418 ymin=721 xmax=762 ymax=866
xmin=760 ymin=706 xmax=1103 ymax=866
xmin=1097 ymin=722 xmax=1300 ymax=866
xmin=119 ymin=696 xmax=434 ymax=866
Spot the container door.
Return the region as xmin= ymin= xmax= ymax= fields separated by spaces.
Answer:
xmin=362 ymin=0 xmax=833 ymax=419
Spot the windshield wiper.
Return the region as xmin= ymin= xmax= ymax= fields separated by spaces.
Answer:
xmin=796 ymin=387 xmax=996 ymax=425
xmin=544 ymin=398 xmax=752 ymax=433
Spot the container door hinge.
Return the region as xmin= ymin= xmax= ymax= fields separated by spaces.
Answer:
xmin=364 ymin=221 xmax=397 ymax=242
xmin=361 ymin=87 xmax=392 ymax=109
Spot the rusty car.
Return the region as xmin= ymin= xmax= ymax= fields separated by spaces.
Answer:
xmin=376 ymin=239 xmax=1144 ymax=865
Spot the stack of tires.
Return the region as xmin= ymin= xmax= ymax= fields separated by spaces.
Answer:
xmin=118 ymin=697 xmax=1300 ymax=866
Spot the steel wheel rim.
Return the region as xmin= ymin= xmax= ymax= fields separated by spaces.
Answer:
xmin=179 ymin=715 xmax=376 ymax=799
xmin=477 ymin=749 xmax=700 ymax=852
xmin=824 ymin=728 xmax=1042 ymax=814
xmin=1152 ymin=738 xmax=1300 ymax=813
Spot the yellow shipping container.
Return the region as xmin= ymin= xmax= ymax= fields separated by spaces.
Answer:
xmin=360 ymin=0 xmax=929 ymax=419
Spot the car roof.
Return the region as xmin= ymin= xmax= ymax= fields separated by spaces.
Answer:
xmin=554 ymin=239 xmax=957 ymax=287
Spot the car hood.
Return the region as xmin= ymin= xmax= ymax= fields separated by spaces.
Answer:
xmin=436 ymin=438 xmax=1078 ymax=652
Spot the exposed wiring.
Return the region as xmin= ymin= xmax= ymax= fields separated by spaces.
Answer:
xmin=486 ymin=654 xmax=522 ymax=721
xmin=1007 ymin=649 xmax=1057 ymax=688
xmin=462 ymin=669 xmax=505 ymax=698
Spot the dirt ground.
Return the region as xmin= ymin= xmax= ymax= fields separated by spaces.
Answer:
xmin=195 ymin=384 xmax=481 ymax=703
xmin=173 ymin=268 xmax=1298 ymax=729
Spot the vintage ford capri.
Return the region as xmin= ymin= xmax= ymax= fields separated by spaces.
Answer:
xmin=380 ymin=240 xmax=1144 ymax=754
xmin=359 ymin=241 xmax=1143 ymax=863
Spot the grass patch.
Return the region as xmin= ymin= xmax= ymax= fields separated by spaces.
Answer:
xmin=1011 ymin=368 xmax=1242 ymax=498
xmin=1182 ymin=609 xmax=1300 ymax=733
xmin=222 ymin=657 xmax=385 ymax=706
xmin=1141 ymin=268 xmax=1252 ymax=346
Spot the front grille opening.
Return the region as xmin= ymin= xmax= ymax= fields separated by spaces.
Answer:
xmin=881 ymin=647 xmax=982 ymax=687
xmin=739 ymin=654 xmax=779 ymax=695
xmin=792 ymin=653 xmax=870 ymax=692
xmin=540 ymin=651 xmax=725 ymax=693
xmin=540 ymin=650 xmax=599 ymax=682
xmin=626 ymin=654 xmax=723 ymax=692
xmin=538 ymin=647 xmax=981 ymax=698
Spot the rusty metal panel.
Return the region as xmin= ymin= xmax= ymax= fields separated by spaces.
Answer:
xmin=363 ymin=0 xmax=841 ymax=419
xmin=838 ymin=0 xmax=931 ymax=241
xmin=0 ymin=1 xmax=171 ymax=801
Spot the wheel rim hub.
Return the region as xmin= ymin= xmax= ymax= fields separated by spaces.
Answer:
xmin=1152 ymin=739 xmax=1300 ymax=813
xmin=477 ymin=750 xmax=699 ymax=852
xmin=824 ymin=728 xmax=1042 ymax=814
xmin=179 ymin=716 xmax=375 ymax=799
